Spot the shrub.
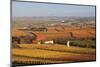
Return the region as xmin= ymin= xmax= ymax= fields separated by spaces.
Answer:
xmin=70 ymin=39 xmax=96 ymax=48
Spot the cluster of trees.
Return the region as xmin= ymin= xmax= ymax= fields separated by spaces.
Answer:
xmin=30 ymin=27 xmax=48 ymax=32
xmin=12 ymin=32 xmax=37 ymax=48
xmin=53 ymin=38 xmax=96 ymax=48
xmin=70 ymin=39 xmax=96 ymax=48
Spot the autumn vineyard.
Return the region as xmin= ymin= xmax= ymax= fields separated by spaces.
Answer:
xmin=12 ymin=1 xmax=96 ymax=66
xmin=12 ymin=17 xmax=96 ymax=66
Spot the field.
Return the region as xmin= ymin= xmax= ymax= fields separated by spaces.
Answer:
xmin=12 ymin=18 xmax=96 ymax=66
xmin=12 ymin=44 xmax=96 ymax=66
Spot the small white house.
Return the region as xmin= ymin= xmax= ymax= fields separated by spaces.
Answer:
xmin=44 ymin=40 xmax=54 ymax=44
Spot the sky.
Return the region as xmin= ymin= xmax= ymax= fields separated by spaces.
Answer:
xmin=12 ymin=1 xmax=95 ymax=17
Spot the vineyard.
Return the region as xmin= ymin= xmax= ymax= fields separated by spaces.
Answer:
xmin=12 ymin=44 xmax=96 ymax=66
xmin=12 ymin=27 xmax=95 ymax=39
xmin=12 ymin=22 xmax=96 ymax=66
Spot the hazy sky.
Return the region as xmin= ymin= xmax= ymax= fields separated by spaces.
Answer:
xmin=12 ymin=1 xmax=95 ymax=17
